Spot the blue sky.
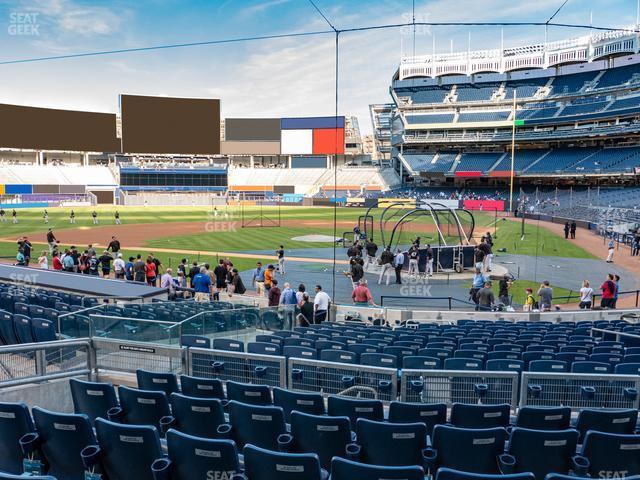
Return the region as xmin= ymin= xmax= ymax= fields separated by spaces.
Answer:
xmin=0 ymin=0 xmax=637 ymax=134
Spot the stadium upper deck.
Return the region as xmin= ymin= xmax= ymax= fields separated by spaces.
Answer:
xmin=379 ymin=25 xmax=640 ymax=184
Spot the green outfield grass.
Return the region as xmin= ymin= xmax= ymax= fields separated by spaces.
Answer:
xmin=0 ymin=205 xmax=595 ymax=262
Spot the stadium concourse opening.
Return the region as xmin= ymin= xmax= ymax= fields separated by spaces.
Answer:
xmin=1 ymin=3 xmax=640 ymax=480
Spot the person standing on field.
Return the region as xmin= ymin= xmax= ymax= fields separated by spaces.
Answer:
xmin=46 ymin=229 xmax=58 ymax=255
xmin=606 ymin=239 xmax=615 ymax=263
xmin=364 ymin=238 xmax=378 ymax=269
xmin=69 ymin=210 xmax=75 ymax=224
xmin=0 ymin=208 xmax=5 ymax=223
xmin=91 ymin=210 xmax=98 ymax=225
xmin=570 ymin=221 xmax=576 ymax=239
xmin=114 ymin=211 xmax=121 ymax=225
xmin=12 ymin=209 xmax=17 ymax=224
xmin=43 ymin=210 xmax=48 ymax=224
xmin=113 ymin=253 xmax=125 ymax=280
xmin=276 ymin=245 xmax=285 ymax=275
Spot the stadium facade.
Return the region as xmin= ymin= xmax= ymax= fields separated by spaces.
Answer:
xmin=374 ymin=25 xmax=640 ymax=189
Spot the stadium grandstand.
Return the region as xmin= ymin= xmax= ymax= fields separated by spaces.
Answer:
xmin=376 ymin=25 xmax=640 ymax=191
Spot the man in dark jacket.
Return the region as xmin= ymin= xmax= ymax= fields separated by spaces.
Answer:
xmin=268 ymin=279 xmax=281 ymax=307
xmin=378 ymin=247 xmax=395 ymax=285
xmin=107 ymin=236 xmax=121 ymax=253
xmin=365 ymin=238 xmax=378 ymax=269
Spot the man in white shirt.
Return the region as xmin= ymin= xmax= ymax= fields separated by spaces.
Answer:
xmin=393 ymin=249 xmax=405 ymax=285
xmin=313 ymin=284 xmax=331 ymax=324
xmin=113 ymin=253 xmax=126 ymax=280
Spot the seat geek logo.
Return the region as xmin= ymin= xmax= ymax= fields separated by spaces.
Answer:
xmin=8 ymin=12 xmax=40 ymax=36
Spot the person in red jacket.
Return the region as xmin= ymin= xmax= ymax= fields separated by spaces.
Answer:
xmin=600 ymin=274 xmax=616 ymax=309
xmin=145 ymin=256 xmax=157 ymax=286
xmin=52 ymin=251 xmax=63 ymax=271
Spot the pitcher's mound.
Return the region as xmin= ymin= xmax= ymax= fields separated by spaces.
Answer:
xmin=291 ymin=234 xmax=340 ymax=242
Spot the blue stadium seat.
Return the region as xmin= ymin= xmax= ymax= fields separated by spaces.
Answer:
xmin=272 ymin=387 xmax=324 ymax=422
xmin=316 ymin=340 xmax=347 ymax=353
xmin=426 ymin=425 xmax=507 ymax=474
xmin=69 ymin=378 xmax=118 ymax=426
xmin=571 ymin=361 xmax=611 ymax=374
xmin=349 ymin=418 xmax=428 ymax=467
xmin=114 ymin=386 xmax=171 ymax=431
xmin=29 ymin=407 xmax=96 ymax=480
xmin=136 ymin=370 xmax=179 ymax=396
xmin=151 ymin=429 xmax=240 ymax=480
xmin=361 ymin=353 xmax=398 ymax=368
xmin=212 ymin=338 xmax=245 ymax=352
xmin=180 ymin=335 xmax=211 ymax=348
xmin=85 ymin=418 xmax=163 ymax=480
xmin=226 ymin=381 xmax=272 ymax=405
xmin=168 ymin=393 xmax=225 ymax=438
xmin=254 ymin=335 xmax=283 ymax=346
xmin=284 ymin=337 xmax=316 ymax=349
xmin=503 ymin=428 xmax=582 ymax=480
xmin=589 ymin=353 xmax=623 ymax=366
xmin=450 ymin=404 xmax=511 ymax=429
xmin=283 ymin=346 xmax=317 ymax=360
xmin=243 ymin=444 xmax=324 ymax=480
xmin=330 ymin=457 xmax=425 ymax=480
xmin=0 ymin=311 xmax=18 ymax=344
xmin=281 ymin=411 xmax=351 ymax=470
xmin=248 ymin=342 xmax=282 ymax=356
xmin=327 ymin=396 xmax=384 ymax=426
xmin=13 ymin=315 xmax=34 ymax=343
xmin=487 ymin=352 xmax=522 ymax=361
xmin=615 ymin=363 xmax=640 ymax=374
xmin=0 ymin=402 xmax=34 ymax=474
xmin=436 ymin=467 xmax=534 ymax=480
xmin=575 ymin=409 xmax=638 ymax=439
xmin=529 ymin=360 xmax=568 ymax=372
xmin=419 ymin=348 xmax=453 ymax=360
xmin=581 ymin=431 xmax=640 ymax=477
xmin=404 ymin=355 xmax=442 ymax=369
xmin=224 ymin=401 xmax=286 ymax=450
xmin=178 ymin=375 xmax=224 ymax=399
xmin=515 ymin=406 xmax=571 ymax=430
xmin=31 ymin=319 xmax=57 ymax=343
xmin=388 ymin=402 xmax=446 ymax=435
xmin=486 ymin=359 xmax=524 ymax=372
xmin=443 ymin=358 xmax=483 ymax=370
xmin=319 ymin=349 xmax=358 ymax=364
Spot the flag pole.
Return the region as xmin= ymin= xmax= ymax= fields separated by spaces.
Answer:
xmin=509 ymin=90 xmax=517 ymax=214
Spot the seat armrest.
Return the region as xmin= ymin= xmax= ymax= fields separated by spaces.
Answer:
xmin=422 ymin=447 xmax=438 ymax=472
xmin=81 ymin=445 xmax=101 ymax=470
xmin=151 ymin=457 xmax=172 ymax=480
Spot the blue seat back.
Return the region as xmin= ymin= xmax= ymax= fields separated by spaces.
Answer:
xmin=431 ymin=425 xmax=507 ymax=474
xmin=0 ymin=402 xmax=34 ymax=474
xmin=388 ymin=402 xmax=446 ymax=436
xmin=320 ymin=349 xmax=358 ymax=364
xmin=443 ymin=358 xmax=483 ymax=370
xmin=135 ymin=369 xmax=179 ymax=396
xmin=94 ymin=418 xmax=163 ymax=480
xmin=356 ymin=418 xmax=427 ymax=467
xmin=436 ymin=467 xmax=535 ymax=480
xmin=180 ymin=335 xmax=211 ymax=348
xmin=571 ymin=361 xmax=611 ymax=374
xmin=179 ymin=375 xmax=224 ymax=399
xmin=248 ymin=341 xmax=282 ymax=356
xmin=273 ymin=387 xmax=324 ymax=423
xmin=0 ymin=311 xmax=18 ymax=344
xmin=13 ymin=315 xmax=34 ymax=343
xmin=118 ymin=385 xmax=171 ymax=430
xmin=69 ymin=378 xmax=118 ymax=425
xmin=515 ymin=406 xmax=571 ymax=430
xmin=32 ymin=407 xmax=95 ymax=480
xmin=575 ymin=409 xmax=638 ymax=439
xmin=169 ymin=393 xmax=225 ymax=439
xmin=581 ymin=431 xmax=640 ymax=477
xmin=508 ymin=427 xmax=579 ymax=480
xmin=403 ymin=355 xmax=442 ymax=369
xmin=226 ymin=381 xmax=272 ymax=405
xmin=163 ymin=429 xmax=240 ymax=479
xmin=213 ymin=338 xmax=245 ymax=352
xmin=529 ymin=360 xmax=568 ymax=372
xmin=227 ymin=401 xmax=286 ymax=450
xmin=289 ymin=411 xmax=351 ymax=470
xmin=243 ymin=444 xmax=323 ymax=480
xmin=31 ymin=319 xmax=56 ymax=342
xmin=615 ymin=362 xmax=640 ymax=375
xmin=486 ymin=359 xmax=524 ymax=372
xmin=330 ymin=457 xmax=425 ymax=480
xmin=450 ymin=403 xmax=511 ymax=429
xmin=360 ymin=353 xmax=397 ymax=368
xmin=327 ymin=396 xmax=384 ymax=426
xmin=283 ymin=346 xmax=317 ymax=360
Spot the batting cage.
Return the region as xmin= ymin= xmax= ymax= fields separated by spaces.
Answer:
xmin=240 ymin=201 xmax=282 ymax=228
